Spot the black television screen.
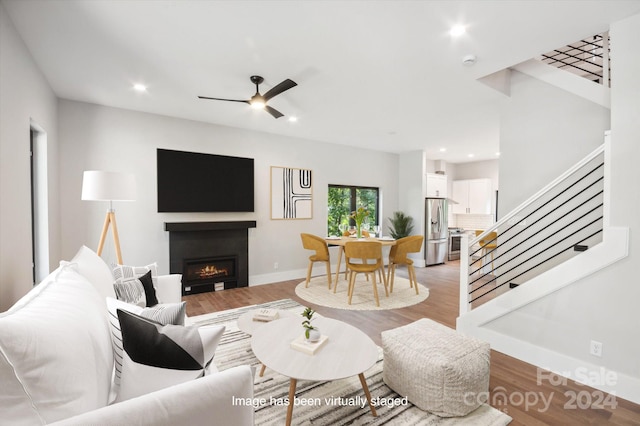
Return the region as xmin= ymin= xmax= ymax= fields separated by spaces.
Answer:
xmin=157 ymin=149 xmax=254 ymax=212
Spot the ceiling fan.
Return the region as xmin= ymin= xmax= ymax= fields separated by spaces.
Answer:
xmin=198 ymin=75 xmax=297 ymax=119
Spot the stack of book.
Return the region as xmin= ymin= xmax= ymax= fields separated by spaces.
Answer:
xmin=290 ymin=334 xmax=329 ymax=355
xmin=252 ymin=308 xmax=279 ymax=322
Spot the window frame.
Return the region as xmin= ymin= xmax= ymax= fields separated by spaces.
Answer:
xmin=327 ymin=184 xmax=379 ymax=235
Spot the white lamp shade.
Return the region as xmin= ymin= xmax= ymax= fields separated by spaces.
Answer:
xmin=81 ymin=171 xmax=136 ymax=201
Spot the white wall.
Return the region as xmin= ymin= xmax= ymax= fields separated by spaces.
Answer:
xmin=481 ymin=14 xmax=640 ymax=400
xmin=57 ymin=100 xmax=399 ymax=284
xmin=499 ymin=70 xmax=610 ymax=215
xmin=397 ymin=151 xmax=426 ymax=265
xmin=0 ymin=3 xmax=59 ymax=311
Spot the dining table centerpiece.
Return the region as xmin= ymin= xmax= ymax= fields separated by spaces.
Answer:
xmin=350 ymin=206 xmax=370 ymax=238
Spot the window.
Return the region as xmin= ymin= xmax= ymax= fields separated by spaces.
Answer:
xmin=327 ymin=185 xmax=379 ymax=236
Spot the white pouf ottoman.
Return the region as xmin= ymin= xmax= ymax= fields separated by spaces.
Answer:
xmin=382 ymin=318 xmax=490 ymax=417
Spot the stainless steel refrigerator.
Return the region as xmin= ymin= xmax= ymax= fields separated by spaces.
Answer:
xmin=425 ymin=198 xmax=448 ymax=266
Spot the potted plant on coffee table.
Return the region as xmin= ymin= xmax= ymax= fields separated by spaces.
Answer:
xmin=301 ymin=307 xmax=321 ymax=342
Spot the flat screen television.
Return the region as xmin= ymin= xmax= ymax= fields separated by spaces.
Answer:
xmin=157 ymin=149 xmax=254 ymax=212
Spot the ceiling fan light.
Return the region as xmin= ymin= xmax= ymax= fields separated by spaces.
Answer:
xmin=250 ymin=95 xmax=266 ymax=110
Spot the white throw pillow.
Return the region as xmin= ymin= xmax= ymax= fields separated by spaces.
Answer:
xmin=0 ymin=265 xmax=114 ymax=424
xmin=115 ymin=309 xmax=224 ymax=402
xmin=69 ymin=245 xmax=116 ymax=299
xmin=106 ymin=297 xmax=187 ymax=393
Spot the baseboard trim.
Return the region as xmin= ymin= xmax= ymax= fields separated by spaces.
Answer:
xmin=469 ymin=327 xmax=640 ymax=405
xmin=457 ymin=226 xmax=636 ymax=403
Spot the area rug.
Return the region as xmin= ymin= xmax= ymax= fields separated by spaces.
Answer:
xmin=188 ymin=299 xmax=512 ymax=425
xmin=295 ymin=276 xmax=429 ymax=310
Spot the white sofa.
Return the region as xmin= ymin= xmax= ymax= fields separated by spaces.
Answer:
xmin=0 ymin=247 xmax=255 ymax=425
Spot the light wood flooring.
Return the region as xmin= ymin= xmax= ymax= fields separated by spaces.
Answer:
xmin=184 ymin=260 xmax=640 ymax=425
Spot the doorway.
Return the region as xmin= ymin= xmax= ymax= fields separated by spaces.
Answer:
xmin=30 ymin=121 xmax=49 ymax=284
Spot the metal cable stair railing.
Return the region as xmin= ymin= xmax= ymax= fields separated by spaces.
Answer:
xmin=538 ymin=32 xmax=610 ymax=87
xmin=460 ymin=144 xmax=605 ymax=313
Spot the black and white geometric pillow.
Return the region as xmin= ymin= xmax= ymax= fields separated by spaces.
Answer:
xmin=115 ymin=309 xmax=224 ymax=402
xmin=106 ymin=298 xmax=187 ymax=390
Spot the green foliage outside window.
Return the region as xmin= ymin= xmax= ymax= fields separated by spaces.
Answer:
xmin=327 ymin=185 xmax=379 ymax=236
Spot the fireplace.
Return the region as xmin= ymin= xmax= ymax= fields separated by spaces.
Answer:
xmin=182 ymin=256 xmax=238 ymax=294
xmin=165 ymin=221 xmax=256 ymax=295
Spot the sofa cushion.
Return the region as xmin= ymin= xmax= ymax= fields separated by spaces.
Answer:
xmin=113 ymin=276 xmax=147 ymax=307
xmin=113 ymin=263 xmax=159 ymax=306
xmin=116 ymin=309 xmax=224 ymax=402
xmin=137 ymin=269 xmax=159 ymax=306
xmin=0 ymin=264 xmax=114 ymax=424
xmin=69 ymin=245 xmax=116 ymax=300
xmin=141 ymin=301 xmax=187 ymax=325
xmin=106 ymin=297 xmax=187 ymax=392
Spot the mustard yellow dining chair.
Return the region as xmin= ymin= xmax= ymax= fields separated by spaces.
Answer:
xmin=387 ymin=235 xmax=424 ymax=294
xmin=344 ymin=241 xmax=389 ymax=307
xmin=300 ymin=233 xmax=332 ymax=288
xmin=475 ymin=230 xmax=497 ymax=272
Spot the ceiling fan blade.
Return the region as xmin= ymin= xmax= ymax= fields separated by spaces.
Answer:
xmin=265 ymin=105 xmax=284 ymax=119
xmin=263 ymin=79 xmax=297 ymax=101
xmin=198 ymin=96 xmax=249 ymax=104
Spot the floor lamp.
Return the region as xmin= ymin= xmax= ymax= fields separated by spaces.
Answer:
xmin=81 ymin=171 xmax=136 ymax=265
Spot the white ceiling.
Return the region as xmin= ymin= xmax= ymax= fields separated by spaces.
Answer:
xmin=4 ymin=0 xmax=640 ymax=163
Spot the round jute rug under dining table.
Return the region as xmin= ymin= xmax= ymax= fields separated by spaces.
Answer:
xmin=294 ymin=275 xmax=429 ymax=311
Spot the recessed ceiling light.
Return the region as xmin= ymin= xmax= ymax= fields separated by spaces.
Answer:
xmin=439 ymin=148 xmax=447 ymax=152
xmin=450 ymin=25 xmax=466 ymax=37
xmin=288 ymin=116 xmax=298 ymax=123
xmin=496 ymin=152 xmax=501 ymax=156
xmin=133 ymin=83 xmax=147 ymax=92
xmin=468 ymin=153 xmax=475 ymax=158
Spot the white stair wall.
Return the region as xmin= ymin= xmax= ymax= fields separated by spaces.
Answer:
xmin=512 ymin=59 xmax=610 ymax=109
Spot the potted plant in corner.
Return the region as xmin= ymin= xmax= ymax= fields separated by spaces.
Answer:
xmin=388 ymin=211 xmax=414 ymax=239
xmin=301 ymin=307 xmax=321 ymax=342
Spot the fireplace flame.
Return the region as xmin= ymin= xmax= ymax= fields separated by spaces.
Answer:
xmin=198 ymin=265 xmax=229 ymax=279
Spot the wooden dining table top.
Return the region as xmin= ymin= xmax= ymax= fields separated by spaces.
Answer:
xmin=324 ymin=236 xmax=396 ymax=246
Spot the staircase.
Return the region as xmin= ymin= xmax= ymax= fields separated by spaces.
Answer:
xmin=458 ymin=29 xmax=638 ymax=406
xmin=463 ymin=144 xmax=605 ymax=311
xmin=457 ymin=132 xmax=628 ymax=317
xmin=508 ymin=32 xmax=611 ymax=109
xmin=456 ymin=132 xmax=630 ymax=400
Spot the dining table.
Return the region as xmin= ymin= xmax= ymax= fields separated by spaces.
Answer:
xmin=324 ymin=236 xmax=396 ymax=289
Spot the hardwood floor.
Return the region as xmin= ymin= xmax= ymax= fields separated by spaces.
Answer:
xmin=184 ymin=261 xmax=640 ymax=425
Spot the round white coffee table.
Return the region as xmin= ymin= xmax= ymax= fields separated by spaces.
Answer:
xmin=237 ymin=308 xmax=299 ymax=336
xmin=237 ymin=308 xmax=301 ymax=377
xmin=251 ymin=316 xmax=378 ymax=425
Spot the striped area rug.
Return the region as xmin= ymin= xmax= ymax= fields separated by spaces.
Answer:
xmin=188 ymin=299 xmax=512 ymax=426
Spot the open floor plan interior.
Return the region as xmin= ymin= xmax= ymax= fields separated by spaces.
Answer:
xmin=2 ymin=1 xmax=640 ymax=424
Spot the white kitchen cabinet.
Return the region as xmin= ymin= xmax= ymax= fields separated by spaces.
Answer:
xmin=452 ymin=178 xmax=492 ymax=214
xmin=426 ymin=173 xmax=447 ymax=198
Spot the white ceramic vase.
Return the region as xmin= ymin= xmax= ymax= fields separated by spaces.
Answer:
xmin=306 ymin=328 xmax=321 ymax=343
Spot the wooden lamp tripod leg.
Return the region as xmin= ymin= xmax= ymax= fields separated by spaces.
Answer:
xmin=110 ymin=211 xmax=123 ymax=265
xmin=96 ymin=210 xmax=124 ymax=265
